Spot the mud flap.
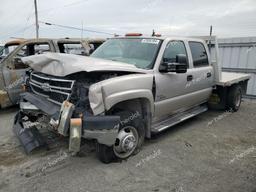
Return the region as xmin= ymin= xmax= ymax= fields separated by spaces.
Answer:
xmin=13 ymin=112 xmax=48 ymax=154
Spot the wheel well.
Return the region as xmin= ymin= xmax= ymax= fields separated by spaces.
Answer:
xmin=107 ymin=98 xmax=152 ymax=138
xmin=237 ymin=80 xmax=248 ymax=95
xmin=209 ymin=81 xmax=247 ymax=110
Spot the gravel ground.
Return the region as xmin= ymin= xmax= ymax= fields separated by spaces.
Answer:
xmin=0 ymin=100 xmax=256 ymax=192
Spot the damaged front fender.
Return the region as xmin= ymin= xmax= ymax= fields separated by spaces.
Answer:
xmin=89 ymin=73 xmax=154 ymax=115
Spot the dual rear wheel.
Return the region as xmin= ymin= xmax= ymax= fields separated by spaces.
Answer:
xmin=227 ymin=85 xmax=242 ymax=112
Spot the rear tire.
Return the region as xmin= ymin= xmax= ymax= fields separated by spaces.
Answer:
xmin=227 ymin=85 xmax=242 ymax=112
xmin=96 ymin=110 xmax=145 ymax=163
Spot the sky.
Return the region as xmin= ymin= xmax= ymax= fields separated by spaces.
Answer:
xmin=0 ymin=0 xmax=256 ymax=43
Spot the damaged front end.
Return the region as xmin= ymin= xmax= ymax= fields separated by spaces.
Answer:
xmin=13 ymin=71 xmax=121 ymax=154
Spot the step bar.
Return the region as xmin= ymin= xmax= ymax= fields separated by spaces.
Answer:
xmin=151 ymin=105 xmax=208 ymax=133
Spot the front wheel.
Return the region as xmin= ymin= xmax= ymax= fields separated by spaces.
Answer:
xmin=96 ymin=111 xmax=145 ymax=163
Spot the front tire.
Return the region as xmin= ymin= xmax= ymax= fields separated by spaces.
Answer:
xmin=96 ymin=110 xmax=145 ymax=163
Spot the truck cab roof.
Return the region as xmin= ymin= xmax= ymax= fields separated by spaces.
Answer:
xmin=11 ymin=37 xmax=106 ymax=44
xmin=111 ymin=35 xmax=206 ymax=43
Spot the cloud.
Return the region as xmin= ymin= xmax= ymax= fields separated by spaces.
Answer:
xmin=0 ymin=0 xmax=256 ymax=43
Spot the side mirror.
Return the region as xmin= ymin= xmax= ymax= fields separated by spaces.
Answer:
xmin=159 ymin=54 xmax=187 ymax=73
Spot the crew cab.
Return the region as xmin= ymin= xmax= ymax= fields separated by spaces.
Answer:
xmin=13 ymin=35 xmax=250 ymax=163
xmin=0 ymin=38 xmax=105 ymax=108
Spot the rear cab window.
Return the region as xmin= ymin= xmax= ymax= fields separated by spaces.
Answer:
xmin=189 ymin=41 xmax=209 ymax=67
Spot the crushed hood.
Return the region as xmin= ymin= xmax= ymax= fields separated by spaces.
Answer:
xmin=21 ymin=53 xmax=148 ymax=77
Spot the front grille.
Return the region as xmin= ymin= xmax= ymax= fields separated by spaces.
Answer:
xmin=29 ymin=72 xmax=75 ymax=105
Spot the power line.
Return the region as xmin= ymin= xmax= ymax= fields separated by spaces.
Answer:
xmin=40 ymin=21 xmax=118 ymax=36
xmin=37 ymin=0 xmax=88 ymax=14
xmin=0 ymin=24 xmax=35 ymax=40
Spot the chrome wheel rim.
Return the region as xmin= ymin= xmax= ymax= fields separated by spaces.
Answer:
xmin=113 ymin=126 xmax=139 ymax=158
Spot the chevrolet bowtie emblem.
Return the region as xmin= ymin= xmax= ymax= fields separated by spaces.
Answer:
xmin=41 ymin=83 xmax=51 ymax=92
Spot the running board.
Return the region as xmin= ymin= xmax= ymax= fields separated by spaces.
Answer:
xmin=151 ymin=105 xmax=208 ymax=133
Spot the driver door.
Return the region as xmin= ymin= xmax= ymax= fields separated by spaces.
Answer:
xmin=154 ymin=40 xmax=195 ymax=121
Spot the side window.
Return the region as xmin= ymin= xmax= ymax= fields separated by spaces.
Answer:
xmin=15 ymin=43 xmax=51 ymax=58
xmin=9 ymin=43 xmax=51 ymax=69
xmin=16 ymin=45 xmax=28 ymax=58
xmin=3 ymin=44 xmax=19 ymax=57
xmin=34 ymin=44 xmax=50 ymax=54
xmin=189 ymin=42 xmax=209 ymax=67
xmin=58 ymin=43 xmax=86 ymax=55
xmin=163 ymin=41 xmax=188 ymax=65
xmin=10 ymin=45 xmax=29 ymax=69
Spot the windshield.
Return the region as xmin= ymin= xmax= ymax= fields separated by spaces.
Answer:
xmin=91 ymin=38 xmax=162 ymax=69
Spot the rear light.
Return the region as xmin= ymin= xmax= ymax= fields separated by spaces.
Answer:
xmin=125 ymin=33 xmax=143 ymax=37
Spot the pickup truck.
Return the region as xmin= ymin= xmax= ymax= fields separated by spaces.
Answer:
xmin=0 ymin=38 xmax=105 ymax=108
xmin=13 ymin=34 xmax=250 ymax=163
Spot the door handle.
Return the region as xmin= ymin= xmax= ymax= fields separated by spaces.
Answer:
xmin=187 ymin=75 xmax=193 ymax=81
xmin=207 ymin=72 xmax=212 ymax=78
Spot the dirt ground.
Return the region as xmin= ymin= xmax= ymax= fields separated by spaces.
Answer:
xmin=0 ymin=100 xmax=256 ymax=192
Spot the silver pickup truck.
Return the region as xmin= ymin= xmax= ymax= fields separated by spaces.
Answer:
xmin=0 ymin=38 xmax=105 ymax=108
xmin=13 ymin=35 xmax=250 ymax=163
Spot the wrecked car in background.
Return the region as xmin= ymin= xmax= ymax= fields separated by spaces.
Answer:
xmin=13 ymin=35 xmax=250 ymax=163
xmin=0 ymin=38 xmax=105 ymax=108
xmin=0 ymin=39 xmax=26 ymax=61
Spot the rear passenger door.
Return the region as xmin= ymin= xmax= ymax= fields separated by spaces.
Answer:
xmin=154 ymin=40 xmax=214 ymax=121
xmin=187 ymin=41 xmax=214 ymax=101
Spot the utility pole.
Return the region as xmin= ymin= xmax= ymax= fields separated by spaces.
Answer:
xmin=34 ymin=0 xmax=39 ymax=39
